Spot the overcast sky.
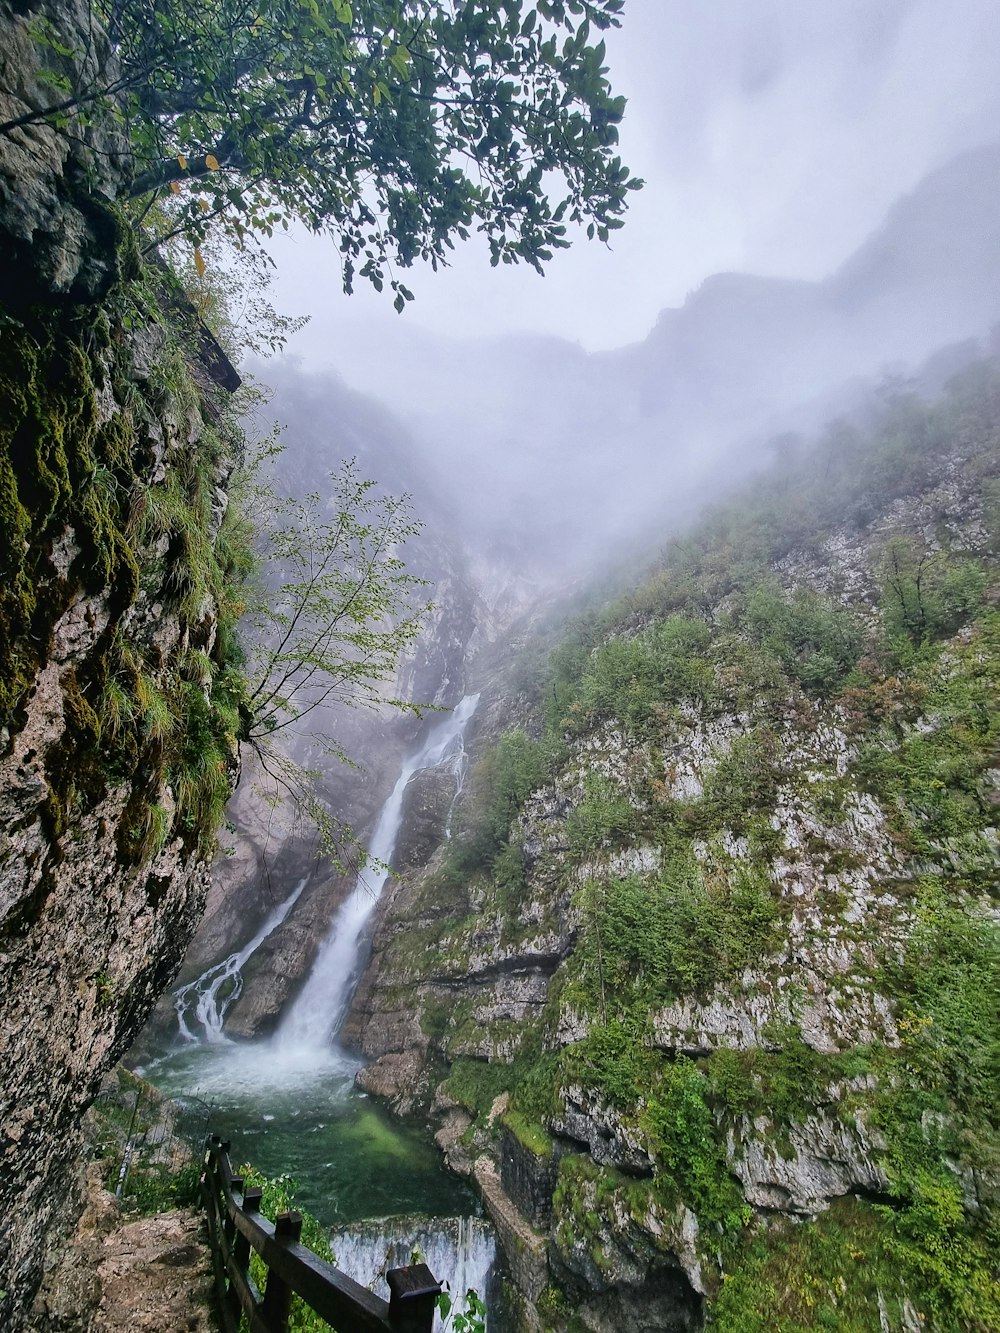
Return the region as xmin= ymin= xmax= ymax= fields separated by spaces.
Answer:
xmin=266 ymin=0 xmax=1000 ymax=361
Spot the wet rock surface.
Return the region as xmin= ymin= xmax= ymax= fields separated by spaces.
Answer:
xmin=500 ymin=1126 xmax=560 ymax=1230
xmin=0 ymin=10 xmax=239 ymax=1317
xmin=0 ymin=0 xmax=130 ymax=304
xmin=394 ymin=767 xmax=461 ymax=870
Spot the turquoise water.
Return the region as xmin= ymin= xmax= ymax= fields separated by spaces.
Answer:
xmin=139 ymin=1040 xmax=475 ymax=1227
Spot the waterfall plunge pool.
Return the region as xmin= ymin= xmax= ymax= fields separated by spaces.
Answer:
xmin=141 ymin=1040 xmax=475 ymax=1227
xmin=137 ymin=695 xmax=498 ymax=1320
xmin=140 ymin=1039 xmax=499 ymax=1326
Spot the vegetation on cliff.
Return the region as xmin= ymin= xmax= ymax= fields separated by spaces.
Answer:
xmin=0 ymin=263 xmax=251 ymax=872
xmin=372 ymin=354 xmax=1000 ymax=1330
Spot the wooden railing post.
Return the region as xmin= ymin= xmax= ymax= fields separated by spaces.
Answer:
xmin=203 ymin=1140 xmax=238 ymax=1333
xmin=222 ymin=1174 xmax=247 ymax=1327
xmin=199 ymin=1137 xmax=446 ymax=1333
xmin=225 ymin=1173 xmax=243 ymax=1247
xmin=260 ymin=1210 xmax=303 ymax=1333
xmin=387 ymin=1264 xmax=441 ymax=1333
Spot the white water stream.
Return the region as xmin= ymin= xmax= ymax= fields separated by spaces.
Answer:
xmin=170 ymin=693 xmax=479 ymax=1057
xmin=330 ymin=1215 xmax=496 ymax=1330
xmin=173 ymin=875 xmax=309 ymax=1043
xmin=277 ymin=692 xmax=479 ymax=1054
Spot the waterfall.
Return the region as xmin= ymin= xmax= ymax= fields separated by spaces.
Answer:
xmin=173 ymin=876 xmax=309 ymax=1043
xmin=278 ymin=694 xmax=480 ymax=1053
xmin=329 ymin=1215 xmax=496 ymax=1330
xmin=145 ymin=696 xmax=494 ymax=1316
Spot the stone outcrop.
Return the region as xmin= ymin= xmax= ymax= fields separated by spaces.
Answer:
xmin=727 ymin=1103 xmax=888 ymax=1215
xmin=395 ymin=767 xmax=462 ymax=870
xmin=500 ymin=1126 xmax=560 ymax=1230
xmin=0 ymin=323 xmax=239 ymax=1323
xmin=548 ymin=1178 xmax=704 ymax=1333
xmin=0 ymin=0 xmax=131 ymax=304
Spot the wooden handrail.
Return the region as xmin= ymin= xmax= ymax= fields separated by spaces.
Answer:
xmin=201 ymin=1136 xmax=441 ymax=1333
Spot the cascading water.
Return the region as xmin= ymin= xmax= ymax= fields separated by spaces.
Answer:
xmin=173 ymin=876 xmax=309 ymax=1043
xmin=277 ymin=693 xmax=479 ymax=1054
xmin=329 ymin=1215 xmax=496 ymax=1331
xmin=143 ymin=693 xmax=495 ymax=1322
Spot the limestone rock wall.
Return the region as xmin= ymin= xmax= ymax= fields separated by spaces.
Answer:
xmin=0 ymin=5 xmax=241 ymax=1324
xmin=340 ymin=401 xmax=1000 ymax=1329
xmin=0 ymin=0 xmax=131 ymax=304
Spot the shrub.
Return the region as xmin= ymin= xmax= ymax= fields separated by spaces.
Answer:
xmin=641 ymin=1057 xmax=750 ymax=1232
xmin=448 ymin=730 xmax=557 ymax=880
xmin=879 ymin=539 xmax=987 ymax=648
xmin=699 ymin=727 xmax=783 ymax=834
xmin=238 ymin=1165 xmax=336 ymax=1333
xmin=743 ymin=581 xmax=864 ymax=693
xmin=573 ymin=615 xmax=714 ymax=736
xmin=570 ymin=851 xmax=780 ymax=1017
xmin=565 ymin=773 xmax=642 ymax=857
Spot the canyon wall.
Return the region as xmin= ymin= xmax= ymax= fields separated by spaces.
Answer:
xmin=0 ymin=4 xmax=242 ymax=1322
xmin=342 ymin=362 xmax=1000 ymax=1330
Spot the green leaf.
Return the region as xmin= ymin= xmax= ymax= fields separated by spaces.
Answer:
xmin=102 ymin=0 xmax=640 ymax=294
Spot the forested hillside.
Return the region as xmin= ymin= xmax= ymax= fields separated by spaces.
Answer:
xmin=347 ymin=352 xmax=1000 ymax=1331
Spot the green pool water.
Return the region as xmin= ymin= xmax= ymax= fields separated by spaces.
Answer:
xmin=138 ymin=1040 xmax=474 ymax=1227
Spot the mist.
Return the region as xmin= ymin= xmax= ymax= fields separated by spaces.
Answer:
xmin=267 ymin=0 xmax=1000 ymax=353
xmin=246 ymin=1 xmax=1000 ymax=601
xmin=256 ymin=150 xmax=1000 ymax=600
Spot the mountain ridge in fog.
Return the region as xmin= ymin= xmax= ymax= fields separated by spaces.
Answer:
xmin=273 ymin=141 xmax=1000 ymax=582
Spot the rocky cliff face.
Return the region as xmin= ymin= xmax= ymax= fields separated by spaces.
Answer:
xmin=0 ymin=0 xmax=131 ymax=305
xmin=0 ymin=5 xmax=243 ymax=1323
xmin=342 ymin=359 xmax=1000 ymax=1331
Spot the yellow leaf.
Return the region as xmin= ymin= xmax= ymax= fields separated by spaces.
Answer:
xmin=168 ymin=180 xmax=181 ymax=194
xmin=198 ymin=198 xmax=210 ymax=213
xmin=176 ymin=154 xmax=188 ymax=170
xmin=194 ymin=247 xmax=206 ymax=279
xmin=205 ymin=154 xmax=220 ymax=171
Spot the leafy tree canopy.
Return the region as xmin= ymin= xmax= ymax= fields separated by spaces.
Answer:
xmin=24 ymin=0 xmax=641 ymax=304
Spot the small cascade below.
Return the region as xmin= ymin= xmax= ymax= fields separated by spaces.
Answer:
xmin=277 ymin=693 xmax=480 ymax=1054
xmin=173 ymin=875 xmax=309 ymax=1043
xmin=329 ymin=1215 xmax=496 ymax=1330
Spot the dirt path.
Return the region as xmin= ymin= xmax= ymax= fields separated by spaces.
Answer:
xmin=31 ymin=1168 xmax=216 ymax=1333
xmin=93 ymin=1207 xmax=215 ymax=1333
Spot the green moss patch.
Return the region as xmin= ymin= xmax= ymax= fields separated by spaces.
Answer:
xmin=0 ymin=256 xmax=252 ymax=892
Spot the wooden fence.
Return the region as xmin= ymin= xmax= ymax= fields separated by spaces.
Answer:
xmin=202 ymin=1136 xmax=441 ymax=1333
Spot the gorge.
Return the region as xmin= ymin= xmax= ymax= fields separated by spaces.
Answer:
xmin=141 ymin=331 xmax=1000 ymax=1331
xmin=1 ymin=1 xmax=999 ymax=1328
